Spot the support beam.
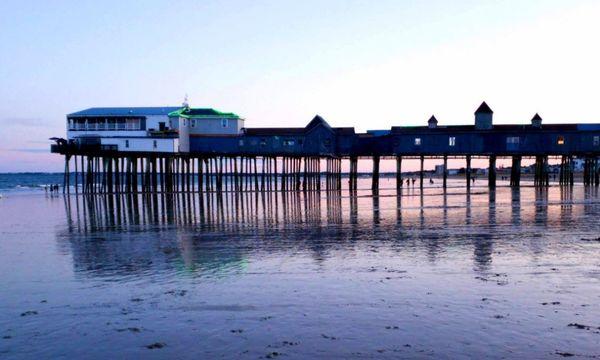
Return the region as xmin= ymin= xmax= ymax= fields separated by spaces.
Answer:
xmin=443 ymin=155 xmax=448 ymax=190
xmin=488 ymin=155 xmax=496 ymax=189
xmin=466 ymin=155 xmax=472 ymax=190
xmin=371 ymin=156 xmax=380 ymax=192
xmin=419 ymin=156 xmax=424 ymax=190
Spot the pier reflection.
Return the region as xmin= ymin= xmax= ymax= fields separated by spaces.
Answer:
xmin=58 ymin=186 xmax=600 ymax=280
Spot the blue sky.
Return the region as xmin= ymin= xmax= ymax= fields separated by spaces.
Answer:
xmin=1 ymin=0 xmax=599 ymax=172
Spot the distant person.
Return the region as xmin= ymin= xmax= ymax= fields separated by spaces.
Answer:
xmin=429 ymin=178 xmax=434 ymax=184
xmin=411 ymin=178 xmax=416 ymax=186
xmin=472 ymin=177 xmax=476 ymax=184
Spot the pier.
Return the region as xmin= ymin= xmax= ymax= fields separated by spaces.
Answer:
xmin=51 ymin=102 xmax=600 ymax=194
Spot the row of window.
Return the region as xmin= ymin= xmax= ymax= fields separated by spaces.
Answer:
xmin=124 ymin=140 xmax=158 ymax=149
xmin=68 ymin=119 xmax=142 ymax=131
xmin=239 ymin=139 xmax=304 ymax=146
xmin=414 ymin=137 xmax=456 ymax=146
xmin=411 ymin=135 xmax=600 ymax=147
xmin=188 ymin=119 xmax=229 ymax=128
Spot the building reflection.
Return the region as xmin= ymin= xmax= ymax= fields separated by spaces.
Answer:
xmin=57 ymin=186 xmax=588 ymax=280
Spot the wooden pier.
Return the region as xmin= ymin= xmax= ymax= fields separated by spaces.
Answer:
xmin=52 ymin=102 xmax=600 ymax=194
xmin=55 ymin=151 xmax=600 ymax=195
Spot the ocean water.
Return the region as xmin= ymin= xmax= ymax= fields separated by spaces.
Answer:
xmin=0 ymin=173 xmax=68 ymax=193
xmin=0 ymin=178 xmax=599 ymax=359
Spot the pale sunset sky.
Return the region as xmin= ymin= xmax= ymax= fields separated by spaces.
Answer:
xmin=1 ymin=0 xmax=599 ymax=172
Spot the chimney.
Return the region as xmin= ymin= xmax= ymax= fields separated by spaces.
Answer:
xmin=428 ymin=115 xmax=438 ymax=129
xmin=531 ymin=113 xmax=542 ymax=128
xmin=474 ymin=101 xmax=493 ymax=130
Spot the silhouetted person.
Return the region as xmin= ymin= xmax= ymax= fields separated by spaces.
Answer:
xmin=429 ymin=178 xmax=434 ymax=184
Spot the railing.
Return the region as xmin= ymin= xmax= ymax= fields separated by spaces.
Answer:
xmin=68 ymin=123 xmax=141 ymax=131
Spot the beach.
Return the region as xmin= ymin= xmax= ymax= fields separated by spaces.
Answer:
xmin=0 ymin=180 xmax=599 ymax=358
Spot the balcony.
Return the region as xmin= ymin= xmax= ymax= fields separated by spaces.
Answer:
xmin=68 ymin=123 xmax=141 ymax=131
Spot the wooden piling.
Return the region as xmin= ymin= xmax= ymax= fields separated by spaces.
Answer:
xmin=466 ymin=155 xmax=472 ymax=190
xmin=443 ymin=155 xmax=448 ymax=190
xmin=396 ymin=156 xmax=402 ymax=191
xmin=372 ymin=156 xmax=380 ymax=192
xmin=419 ymin=156 xmax=424 ymax=190
xmin=488 ymin=155 xmax=496 ymax=189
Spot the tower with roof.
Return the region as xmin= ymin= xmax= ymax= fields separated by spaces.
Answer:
xmin=474 ymin=101 xmax=493 ymax=130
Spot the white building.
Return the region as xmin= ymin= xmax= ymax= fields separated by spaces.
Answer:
xmin=66 ymin=105 xmax=245 ymax=153
xmin=67 ymin=107 xmax=182 ymax=152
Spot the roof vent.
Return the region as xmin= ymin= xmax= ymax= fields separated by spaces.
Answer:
xmin=531 ymin=113 xmax=542 ymax=128
xmin=428 ymin=115 xmax=438 ymax=129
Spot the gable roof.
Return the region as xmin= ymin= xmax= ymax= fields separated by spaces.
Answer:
xmin=531 ymin=113 xmax=542 ymax=121
xmin=475 ymin=102 xmax=493 ymax=114
xmin=428 ymin=115 xmax=438 ymax=123
xmin=305 ymin=115 xmax=332 ymax=132
xmin=243 ymin=115 xmax=352 ymax=136
xmin=68 ymin=107 xmax=182 ymax=117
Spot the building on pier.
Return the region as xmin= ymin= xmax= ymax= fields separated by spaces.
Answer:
xmin=168 ymin=105 xmax=244 ymax=152
xmin=65 ymin=103 xmax=244 ymax=153
xmin=66 ymin=106 xmax=181 ymax=152
xmin=57 ymin=101 xmax=600 ymax=158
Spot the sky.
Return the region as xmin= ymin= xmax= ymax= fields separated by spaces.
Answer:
xmin=1 ymin=0 xmax=600 ymax=172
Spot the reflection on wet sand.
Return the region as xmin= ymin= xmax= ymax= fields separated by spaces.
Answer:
xmin=58 ymin=185 xmax=600 ymax=281
xmin=3 ymin=183 xmax=600 ymax=359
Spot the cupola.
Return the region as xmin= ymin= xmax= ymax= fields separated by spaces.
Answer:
xmin=531 ymin=113 xmax=542 ymax=128
xmin=474 ymin=101 xmax=493 ymax=130
xmin=428 ymin=115 xmax=438 ymax=129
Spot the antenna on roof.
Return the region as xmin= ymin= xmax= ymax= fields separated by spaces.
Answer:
xmin=182 ymin=94 xmax=190 ymax=109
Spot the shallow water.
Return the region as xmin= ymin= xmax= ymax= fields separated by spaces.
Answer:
xmin=1 ymin=180 xmax=599 ymax=359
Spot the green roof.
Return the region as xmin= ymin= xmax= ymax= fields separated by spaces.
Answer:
xmin=168 ymin=107 xmax=240 ymax=119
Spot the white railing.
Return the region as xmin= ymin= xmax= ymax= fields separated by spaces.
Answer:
xmin=69 ymin=122 xmax=141 ymax=131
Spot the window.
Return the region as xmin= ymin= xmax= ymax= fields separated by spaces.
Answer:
xmin=153 ymin=140 xmax=157 ymax=149
xmin=260 ymin=138 xmax=267 ymax=146
xmin=191 ymin=119 xmax=196 ymax=128
xmin=126 ymin=118 xmax=140 ymax=130
xmin=557 ymin=136 xmax=565 ymax=145
xmin=506 ymin=136 xmax=520 ymax=150
xmin=414 ymin=137 xmax=421 ymax=146
xmin=125 ymin=140 xmax=129 ymax=148
xmin=283 ymin=139 xmax=295 ymax=146
xmin=594 ymin=136 xmax=599 ymax=146
xmin=222 ymin=119 xmax=228 ymax=128
xmin=449 ymin=136 xmax=456 ymax=147
xmin=239 ymin=139 xmax=244 ymax=146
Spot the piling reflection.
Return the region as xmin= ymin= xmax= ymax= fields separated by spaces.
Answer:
xmin=58 ymin=186 xmax=600 ymax=279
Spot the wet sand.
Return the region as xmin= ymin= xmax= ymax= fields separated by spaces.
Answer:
xmin=0 ymin=180 xmax=599 ymax=359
